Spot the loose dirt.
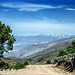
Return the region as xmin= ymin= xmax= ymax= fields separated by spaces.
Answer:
xmin=0 ymin=65 xmax=74 ymax=75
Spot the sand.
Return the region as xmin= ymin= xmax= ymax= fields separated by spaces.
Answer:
xmin=0 ymin=65 xmax=74 ymax=75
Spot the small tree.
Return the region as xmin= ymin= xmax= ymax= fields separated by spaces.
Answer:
xmin=0 ymin=21 xmax=16 ymax=55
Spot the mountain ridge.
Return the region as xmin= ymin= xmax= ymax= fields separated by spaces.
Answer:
xmin=13 ymin=34 xmax=75 ymax=51
xmin=4 ymin=37 xmax=75 ymax=60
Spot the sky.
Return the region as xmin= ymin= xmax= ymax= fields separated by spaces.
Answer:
xmin=0 ymin=0 xmax=75 ymax=35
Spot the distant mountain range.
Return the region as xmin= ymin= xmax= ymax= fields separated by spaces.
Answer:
xmin=13 ymin=34 xmax=75 ymax=51
xmin=26 ymin=37 xmax=75 ymax=61
xmin=4 ymin=36 xmax=75 ymax=59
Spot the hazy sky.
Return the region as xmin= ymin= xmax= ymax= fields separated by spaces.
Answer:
xmin=0 ymin=0 xmax=75 ymax=35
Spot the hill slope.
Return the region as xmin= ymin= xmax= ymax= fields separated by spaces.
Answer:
xmin=13 ymin=34 xmax=75 ymax=50
xmin=4 ymin=37 xmax=75 ymax=60
xmin=25 ymin=37 xmax=75 ymax=64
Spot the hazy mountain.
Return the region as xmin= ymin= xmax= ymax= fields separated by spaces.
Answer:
xmin=4 ymin=37 xmax=75 ymax=59
xmin=26 ymin=37 xmax=75 ymax=60
xmin=13 ymin=34 xmax=75 ymax=51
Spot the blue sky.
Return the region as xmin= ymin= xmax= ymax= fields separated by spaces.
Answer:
xmin=0 ymin=0 xmax=75 ymax=35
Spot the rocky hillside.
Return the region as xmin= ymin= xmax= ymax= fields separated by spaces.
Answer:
xmin=4 ymin=37 xmax=75 ymax=60
xmin=25 ymin=37 xmax=75 ymax=64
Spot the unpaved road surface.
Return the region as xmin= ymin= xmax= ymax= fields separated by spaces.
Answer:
xmin=0 ymin=65 xmax=74 ymax=75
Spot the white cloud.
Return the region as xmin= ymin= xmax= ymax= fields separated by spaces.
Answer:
xmin=65 ymin=8 xmax=75 ymax=11
xmin=0 ymin=2 xmax=64 ymax=11
xmin=1 ymin=17 xmax=75 ymax=35
xmin=7 ymin=19 xmax=75 ymax=35
xmin=13 ymin=43 xmax=22 ymax=47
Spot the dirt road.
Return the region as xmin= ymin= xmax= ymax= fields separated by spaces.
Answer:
xmin=0 ymin=65 xmax=74 ymax=75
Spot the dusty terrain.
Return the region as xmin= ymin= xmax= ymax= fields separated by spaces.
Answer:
xmin=0 ymin=65 xmax=74 ymax=75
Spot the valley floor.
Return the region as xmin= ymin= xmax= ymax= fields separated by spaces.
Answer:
xmin=0 ymin=65 xmax=74 ymax=75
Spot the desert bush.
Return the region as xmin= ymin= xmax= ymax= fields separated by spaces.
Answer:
xmin=0 ymin=60 xmax=29 ymax=71
xmin=59 ymin=50 xmax=68 ymax=56
xmin=37 ymin=58 xmax=44 ymax=62
xmin=46 ymin=60 xmax=51 ymax=64
xmin=59 ymin=40 xmax=75 ymax=57
xmin=0 ymin=61 xmax=6 ymax=68
xmin=71 ymin=40 xmax=75 ymax=47
xmin=4 ymin=63 xmax=9 ymax=69
xmin=14 ymin=62 xmax=24 ymax=70
xmin=23 ymin=61 xmax=29 ymax=66
xmin=70 ymin=48 xmax=75 ymax=54
xmin=0 ymin=61 xmax=10 ymax=70
xmin=0 ymin=55 xmax=4 ymax=57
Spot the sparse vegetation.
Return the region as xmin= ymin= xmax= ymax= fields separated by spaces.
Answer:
xmin=59 ymin=40 xmax=75 ymax=56
xmin=14 ymin=62 xmax=24 ymax=70
xmin=0 ymin=57 xmax=29 ymax=71
xmin=46 ymin=60 xmax=51 ymax=64
xmin=23 ymin=61 xmax=29 ymax=66
xmin=55 ymin=40 xmax=75 ymax=72
xmin=59 ymin=50 xmax=68 ymax=56
xmin=0 ymin=61 xmax=10 ymax=70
